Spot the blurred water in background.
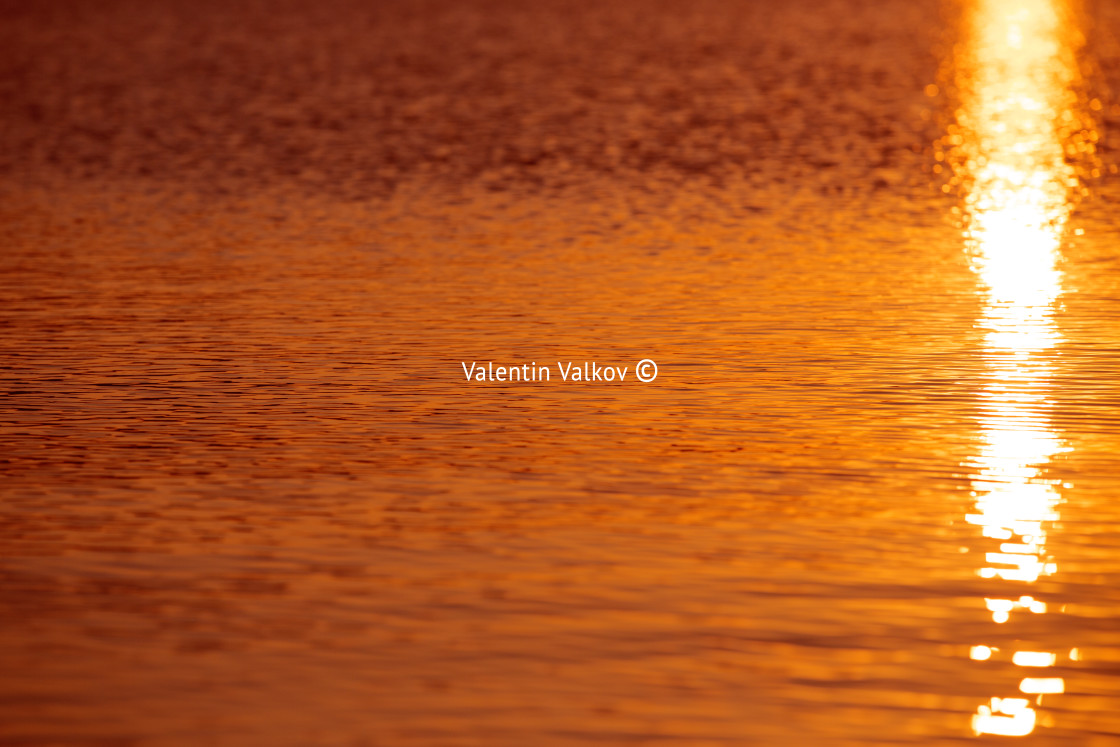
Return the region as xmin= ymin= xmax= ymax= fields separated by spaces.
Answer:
xmin=4 ymin=0 xmax=1120 ymax=743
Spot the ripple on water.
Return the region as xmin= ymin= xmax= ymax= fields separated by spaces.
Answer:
xmin=3 ymin=0 xmax=1120 ymax=744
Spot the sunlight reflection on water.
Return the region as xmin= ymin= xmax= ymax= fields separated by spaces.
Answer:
xmin=9 ymin=0 xmax=1120 ymax=742
xmin=948 ymin=0 xmax=1095 ymax=736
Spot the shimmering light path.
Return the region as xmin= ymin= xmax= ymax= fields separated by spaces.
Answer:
xmin=948 ymin=0 xmax=1094 ymax=736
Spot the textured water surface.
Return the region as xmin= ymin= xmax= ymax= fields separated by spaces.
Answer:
xmin=3 ymin=0 xmax=1120 ymax=744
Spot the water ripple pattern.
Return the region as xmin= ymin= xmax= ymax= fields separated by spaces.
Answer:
xmin=3 ymin=0 xmax=1120 ymax=745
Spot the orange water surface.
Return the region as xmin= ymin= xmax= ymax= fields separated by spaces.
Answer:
xmin=3 ymin=0 xmax=1120 ymax=744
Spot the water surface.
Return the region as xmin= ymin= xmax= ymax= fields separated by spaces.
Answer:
xmin=3 ymin=0 xmax=1120 ymax=744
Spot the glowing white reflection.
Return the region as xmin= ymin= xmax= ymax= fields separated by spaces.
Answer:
xmin=973 ymin=698 xmax=1037 ymax=737
xmin=947 ymin=0 xmax=1091 ymax=736
xmin=971 ymin=645 xmax=994 ymax=661
xmin=1020 ymin=677 xmax=1066 ymax=694
xmin=1013 ymin=651 xmax=1058 ymax=667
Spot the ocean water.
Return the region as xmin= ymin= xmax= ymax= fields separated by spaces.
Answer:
xmin=3 ymin=0 xmax=1120 ymax=744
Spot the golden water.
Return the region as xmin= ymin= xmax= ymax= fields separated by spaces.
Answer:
xmin=3 ymin=0 xmax=1120 ymax=744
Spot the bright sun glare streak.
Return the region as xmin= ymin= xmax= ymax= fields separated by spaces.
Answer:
xmin=949 ymin=0 xmax=1089 ymax=737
